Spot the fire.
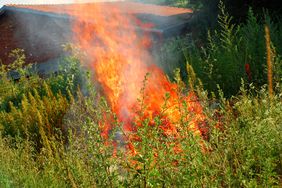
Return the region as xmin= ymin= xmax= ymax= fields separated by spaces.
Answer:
xmin=71 ymin=3 xmax=206 ymax=146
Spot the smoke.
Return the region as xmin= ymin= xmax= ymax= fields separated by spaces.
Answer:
xmin=0 ymin=0 xmax=192 ymax=84
xmin=7 ymin=9 xmax=71 ymax=65
xmin=0 ymin=1 xmax=206 ymax=141
xmin=1 ymin=1 xmax=132 ymax=64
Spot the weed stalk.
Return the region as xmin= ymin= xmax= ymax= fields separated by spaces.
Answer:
xmin=265 ymin=25 xmax=273 ymax=99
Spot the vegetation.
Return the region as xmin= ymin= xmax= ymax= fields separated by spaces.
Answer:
xmin=0 ymin=3 xmax=281 ymax=188
xmin=159 ymin=5 xmax=282 ymax=97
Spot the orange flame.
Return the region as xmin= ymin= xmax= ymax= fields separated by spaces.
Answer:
xmin=70 ymin=3 xmax=206 ymax=146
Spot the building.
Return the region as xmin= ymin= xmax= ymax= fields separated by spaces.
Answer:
xmin=0 ymin=2 xmax=193 ymax=75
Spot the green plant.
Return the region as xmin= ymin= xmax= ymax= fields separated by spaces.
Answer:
xmin=0 ymin=7 xmax=281 ymax=185
xmin=0 ymin=62 xmax=281 ymax=187
xmin=0 ymin=48 xmax=89 ymax=150
xmin=164 ymin=5 xmax=282 ymax=97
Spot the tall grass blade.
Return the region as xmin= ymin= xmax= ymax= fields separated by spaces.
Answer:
xmin=265 ymin=25 xmax=273 ymax=99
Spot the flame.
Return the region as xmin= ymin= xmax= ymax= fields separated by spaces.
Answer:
xmin=70 ymin=3 xmax=206 ymax=146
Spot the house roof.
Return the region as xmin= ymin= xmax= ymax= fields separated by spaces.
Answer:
xmin=11 ymin=2 xmax=192 ymax=17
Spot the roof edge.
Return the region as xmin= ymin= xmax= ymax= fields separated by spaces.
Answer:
xmin=0 ymin=5 xmax=6 ymax=16
xmin=4 ymin=5 xmax=71 ymax=19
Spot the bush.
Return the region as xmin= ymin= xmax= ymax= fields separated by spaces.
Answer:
xmin=0 ymin=7 xmax=281 ymax=186
xmin=0 ymin=58 xmax=281 ymax=186
xmin=0 ymin=48 xmax=88 ymax=149
xmin=159 ymin=5 xmax=282 ymax=96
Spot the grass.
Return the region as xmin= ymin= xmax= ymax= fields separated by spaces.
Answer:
xmin=0 ymin=4 xmax=281 ymax=188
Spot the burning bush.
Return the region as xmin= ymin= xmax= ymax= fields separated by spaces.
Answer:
xmin=70 ymin=3 xmax=207 ymax=147
xmin=0 ymin=2 xmax=281 ymax=187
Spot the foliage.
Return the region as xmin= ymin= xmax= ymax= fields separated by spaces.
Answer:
xmin=159 ymin=5 xmax=282 ymax=97
xmin=0 ymin=51 xmax=281 ymax=186
xmin=0 ymin=48 xmax=87 ymax=149
xmin=0 ymin=4 xmax=281 ymax=187
xmin=134 ymin=0 xmax=194 ymax=8
xmin=0 ymin=85 xmax=69 ymax=149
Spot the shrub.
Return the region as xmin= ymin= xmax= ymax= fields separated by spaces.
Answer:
xmin=0 ymin=48 xmax=88 ymax=149
xmin=159 ymin=4 xmax=282 ymax=96
xmin=0 ymin=76 xmax=281 ymax=187
xmin=0 ymin=84 xmax=69 ymax=149
xmin=0 ymin=7 xmax=281 ymax=187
